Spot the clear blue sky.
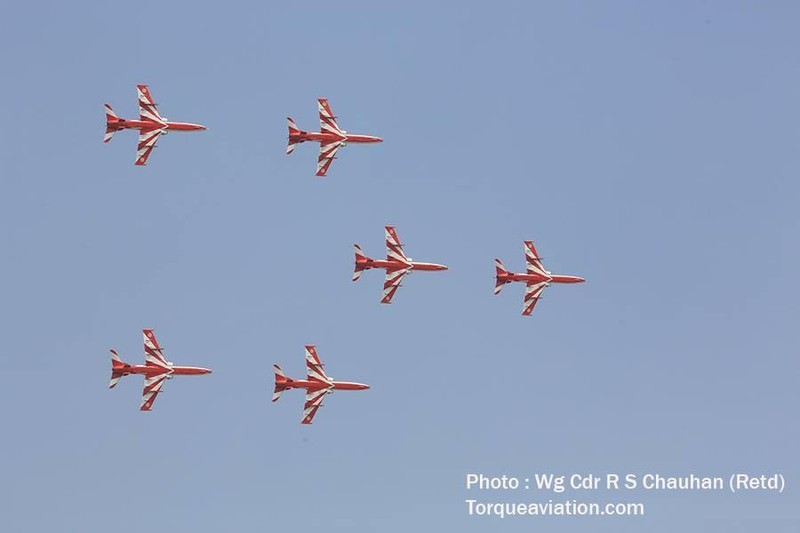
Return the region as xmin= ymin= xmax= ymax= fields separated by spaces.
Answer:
xmin=1 ymin=1 xmax=798 ymax=531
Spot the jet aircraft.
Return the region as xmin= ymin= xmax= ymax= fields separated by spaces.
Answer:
xmin=286 ymin=98 xmax=382 ymax=176
xmin=495 ymin=241 xmax=585 ymax=316
xmin=104 ymin=85 xmax=206 ymax=165
xmin=354 ymin=226 xmax=448 ymax=304
xmin=273 ymin=345 xmax=369 ymax=424
xmin=109 ymin=329 xmax=212 ymax=410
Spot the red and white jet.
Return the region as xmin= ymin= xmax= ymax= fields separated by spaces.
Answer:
xmin=286 ymin=98 xmax=382 ymax=176
xmin=273 ymin=345 xmax=369 ymax=424
xmin=495 ymin=241 xmax=585 ymax=316
xmin=353 ymin=226 xmax=448 ymax=304
xmin=103 ymin=85 xmax=206 ymax=165
xmin=109 ymin=329 xmax=212 ymax=411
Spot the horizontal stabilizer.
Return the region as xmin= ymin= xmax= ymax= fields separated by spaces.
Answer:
xmin=287 ymin=117 xmax=301 ymax=135
xmin=104 ymin=104 xmax=119 ymax=143
xmin=353 ymin=244 xmax=371 ymax=281
xmin=104 ymin=104 xmax=119 ymax=123
xmin=494 ymin=279 xmax=505 ymax=295
xmin=273 ymin=364 xmax=290 ymax=402
xmin=109 ymin=349 xmax=126 ymax=388
xmin=494 ymin=259 xmax=507 ymax=294
xmin=286 ymin=117 xmax=302 ymax=154
xmin=109 ymin=370 xmax=123 ymax=389
xmin=272 ymin=386 xmax=285 ymax=402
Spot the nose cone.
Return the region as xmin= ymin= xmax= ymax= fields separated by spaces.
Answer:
xmin=204 ymin=368 xmax=213 ymax=374
xmin=577 ymin=277 xmax=586 ymax=283
xmin=438 ymin=264 xmax=449 ymax=271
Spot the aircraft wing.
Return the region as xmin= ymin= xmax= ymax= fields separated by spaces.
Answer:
xmin=302 ymin=387 xmax=331 ymax=424
xmin=317 ymin=140 xmax=344 ymax=176
xmin=140 ymin=372 xmax=170 ymax=411
xmin=137 ymin=85 xmax=165 ymax=123
xmin=385 ymin=226 xmax=410 ymax=263
xmin=135 ymin=128 xmax=166 ymax=166
xmin=143 ymin=329 xmax=170 ymax=370
xmin=318 ymin=98 xmax=343 ymax=135
xmin=524 ymin=240 xmax=549 ymax=276
xmin=305 ymin=345 xmax=331 ymax=384
xmin=382 ymin=266 xmax=411 ymax=304
xmin=522 ymin=280 xmax=548 ymax=316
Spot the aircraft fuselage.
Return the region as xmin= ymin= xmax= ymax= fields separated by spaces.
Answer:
xmin=109 ymin=118 xmax=207 ymax=133
xmin=115 ymin=363 xmax=212 ymax=377
xmin=359 ymin=259 xmax=448 ymax=272
xmin=280 ymin=379 xmax=370 ymax=392
xmin=500 ymin=272 xmax=585 ymax=284
xmin=290 ymin=130 xmax=383 ymax=145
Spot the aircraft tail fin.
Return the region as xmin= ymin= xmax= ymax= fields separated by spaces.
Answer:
xmin=272 ymin=364 xmax=291 ymax=402
xmin=494 ymin=259 xmax=508 ymax=294
xmin=286 ymin=117 xmax=301 ymax=154
xmin=109 ymin=349 xmax=127 ymax=389
xmin=353 ymin=244 xmax=371 ymax=281
xmin=104 ymin=104 xmax=119 ymax=143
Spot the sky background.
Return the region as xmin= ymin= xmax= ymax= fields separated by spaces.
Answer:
xmin=1 ymin=1 xmax=799 ymax=531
